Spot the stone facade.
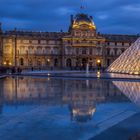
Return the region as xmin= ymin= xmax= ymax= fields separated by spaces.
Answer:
xmin=0 ymin=13 xmax=139 ymax=70
xmin=0 ymin=23 xmax=2 ymax=66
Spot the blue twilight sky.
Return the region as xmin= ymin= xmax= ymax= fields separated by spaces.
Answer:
xmin=0 ymin=0 xmax=140 ymax=34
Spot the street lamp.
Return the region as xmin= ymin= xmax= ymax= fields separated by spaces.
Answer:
xmin=3 ymin=61 xmax=12 ymax=74
xmin=97 ymin=59 xmax=101 ymax=63
xmin=47 ymin=59 xmax=50 ymax=62
xmin=3 ymin=61 xmax=6 ymax=65
xmin=9 ymin=62 xmax=12 ymax=66
xmin=96 ymin=59 xmax=101 ymax=70
xmin=3 ymin=61 xmax=12 ymax=66
xmin=47 ymin=58 xmax=52 ymax=70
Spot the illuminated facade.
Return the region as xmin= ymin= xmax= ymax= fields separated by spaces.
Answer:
xmin=0 ymin=24 xmax=2 ymax=66
xmin=0 ymin=13 xmax=139 ymax=70
xmin=107 ymin=38 xmax=140 ymax=75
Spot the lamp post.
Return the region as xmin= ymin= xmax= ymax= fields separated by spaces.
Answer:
xmin=96 ymin=59 xmax=101 ymax=71
xmin=47 ymin=58 xmax=51 ymax=70
xmin=3 ymin=61 xmax=12 ymax=73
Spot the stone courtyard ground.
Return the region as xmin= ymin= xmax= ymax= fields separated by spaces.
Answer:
xmin=89 ymin=112 xmax=140 ymax=140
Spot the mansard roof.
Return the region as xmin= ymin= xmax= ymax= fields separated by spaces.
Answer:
xmin=3 ymin=30 xmax=68 ymax=39
xmin=102 ymin=34 xmax=139 ymax=43
xmin=1 ymin=29 xmax=139 ymax=43
xmin=74 ymin=13 xmax=93 ymax=25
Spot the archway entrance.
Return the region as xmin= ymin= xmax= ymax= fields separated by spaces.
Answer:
xmin=82 ymin=58 xmax=88 ymax=69
xmin=66 ymin=58 xmax=72 ymax=68
xmin=54 ymin=58 xmax=58 ymax=67
xmin=20 ymin=58 xmax=24 ymax=66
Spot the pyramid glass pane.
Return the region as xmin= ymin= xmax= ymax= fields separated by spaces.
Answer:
xmin=107 ymin=38 xmax=140 ymax=75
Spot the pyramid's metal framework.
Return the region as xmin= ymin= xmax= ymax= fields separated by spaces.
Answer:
xmin=107 ymin=38 xmax=140 ymax=75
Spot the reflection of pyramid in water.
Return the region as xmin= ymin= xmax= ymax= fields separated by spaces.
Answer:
xmin=113 ymin=81 xmax=140 ymax=107
xmin=107 ymin=38 xmax=140 ymax=75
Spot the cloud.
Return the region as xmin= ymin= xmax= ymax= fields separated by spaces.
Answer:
xmin=0 ymin=0 xmax=139 ymax=34
xmin=96 ymin=13 xmax=109 ymax=20
xmin=122 ymin=4 xmax=140 ymax=12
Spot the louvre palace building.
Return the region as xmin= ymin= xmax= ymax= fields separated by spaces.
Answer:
xmin=0 ymin=13 xmax=139 ymax=70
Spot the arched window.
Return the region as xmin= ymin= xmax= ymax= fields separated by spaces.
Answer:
xmin=82 ymin=48 xmax=86 ymax=54
xmin=117 ymin=49 xmax=122 ymax=56
xmin=29 ymin=46 xmax=33 ymax=54
xmin=107 ymin=59 xmax=110 ymax=66
xmin=28 ymin=59 xmax=32 ymax=66
xmin=46 ymin=58 xmax=50 ymax=66
xmin=76 ymin=40 xmax=80 ymax=44
xmin=107 ymin=48 xmax=110 ymax=55
xmin=37 ymin=59 xmax=41 ymax=66
xmin=110 ymin=49 xmax=115 ymax=56
xmin=76 ymin=48 xmax=79 ymax=54
xmin=66 ymin=58 xmax=72 ymax=67
xmin=20 ymin=58 xmax=24 ymax=66
xmin=67 ymin=40 xmax=71 ymax=44
xmin=54 ymin=58 xmax=58 ymax=67
xmin=90 ymin=48 xmax=92 ymax=55
xmin=82 ymin=58 xmax=87 ymax=67
xmin=37 ymin=47 xmax=42 ymax=54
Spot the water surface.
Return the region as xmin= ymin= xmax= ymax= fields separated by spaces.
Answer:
xmin=0 ymin=77 xmax=139 ymax=140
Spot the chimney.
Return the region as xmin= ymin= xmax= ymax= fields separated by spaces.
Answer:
xmin=14 ymin=27 xmax=17 ymax=32
xmin=90 ymin=16 xmax=93 ymax=20
xmin=70 ymin=15 xmax=74 ymax=24
xmin=0 ymin=22 xmax=2 ymax=33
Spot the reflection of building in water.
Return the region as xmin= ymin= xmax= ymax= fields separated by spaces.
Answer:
xmin=69 ymin=97 xmax=96 ymax=122
xmin=113 ymin=81 xmax=140 ymax=106
xmin=0 ymin=79 xmax=4 ymax=114
xmin=3 ymin=77 xmax=64 ymax=105
xmin=2 ymin=77 xmax=128 ymax=122
xmin=62 ymin=80 xmax=125 ymax=122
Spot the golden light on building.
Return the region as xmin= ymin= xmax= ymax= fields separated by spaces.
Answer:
xmin=47 ymin=59 xmax=50 ymax=62
xmin=134 ymin=72 xmax=139 ymax=75
xmin=72 ymin=14 xmax=96 ymax=30
xmin=3 ymin=61 xmax=12 ymax=66
xmin=0 ymin=12 xmax=139 ymax=73
xmin=3 ymin=61 xmax=6 ymax=65
xmin=72 ymin=21 xmax=96 ymax=30
xmin=97 ymin=59 xmax=101 ymax=64
xmin=9 ymin=62 xmax=12 ymax=66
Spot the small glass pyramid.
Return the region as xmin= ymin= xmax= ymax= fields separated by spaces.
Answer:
xmin=107 ymin=38 xmax=140 ymax=75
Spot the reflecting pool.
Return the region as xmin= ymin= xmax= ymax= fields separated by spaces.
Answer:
xmin=0 ymin=77 xmax=140 ymax=140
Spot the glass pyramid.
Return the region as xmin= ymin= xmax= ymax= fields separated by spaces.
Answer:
xmin=107 ymin=38 xmax=140 ymax=75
